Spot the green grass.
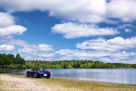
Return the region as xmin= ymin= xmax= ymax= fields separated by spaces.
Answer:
xmin=39 ymin=78 xmax=136 ymax=91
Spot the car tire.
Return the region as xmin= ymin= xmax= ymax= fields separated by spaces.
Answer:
xmin=46 ymin=76 xmax=50 ymax=79
xmin=34 ymin=73 xmax=38 ymax=78
xmin=26 ymin=72 xmax=29 ymax=77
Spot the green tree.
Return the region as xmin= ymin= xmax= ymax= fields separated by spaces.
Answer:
xmin=15 ymin=54 xmax=25 ymax=65
xmin=0 ymin=58 xmax=4 ymax=65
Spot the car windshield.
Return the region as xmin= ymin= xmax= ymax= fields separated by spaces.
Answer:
xmin=32 ymin=68 xmax=38 ymax=71
xmin=38 ymin=68 xmax=46 ymax=71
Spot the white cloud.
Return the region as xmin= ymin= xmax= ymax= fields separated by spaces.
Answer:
xmin=104 ymin=19 xmax=118 ymax=24
xmin=55 ymin=49 xmax=136 ymax=63
xmin=0 ymin=0 xmax=136 ymax=63
xmin=72 ymin=50 xmax=135 ymax=58
xmin=48 ymin=0 xmax=107 ymax=23
xmin=107 ymin=0 xmax=136 ymax=21
xmin=38 ymin=44 xmax=54 ymax=52
xmin=18 ymin=47 xmax=54 ymax=58
xmin=10 ymin=39 xmax=55 ymax=58
xmin=124 ymin=29 xmax=132 ymax=33
xmin=76 ymin=37 xmax=136 ymax=51
xmin=38 ymin=53 xmax=55 ymax=58
xmin=0 ymin=0 xmax=136 ymax=23
xmin=0 ymin=12 xmax=15 ymax=28
xmin=0 ymin=0 xmax=107 ymax=23
xmin=24 ymin=56 xmax=54 ymax=61
xmin=6 ymin=39 xmax=29 ymax=47
xmin=118 ymin=24 xmax=132 ymax=29
xmin=0 ymin=44 xmax=15 ymax=51
xmin=56 ymin=49 xmax=74 ymax=55
xmin=6 ymin=39 xmax=54 ymax=52
xmin=18 ymin=47 xmax=38 ymax=55
xmin=52 ymin=22 xmax=119 ymax=39
xmin=0 ymin=12 xmax=27 ymax=38
xmin=0 ymin=25 xmax=27 ymax=37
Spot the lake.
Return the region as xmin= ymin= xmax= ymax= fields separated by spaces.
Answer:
xmin=0 ymin=68 xmax=136 ymax=85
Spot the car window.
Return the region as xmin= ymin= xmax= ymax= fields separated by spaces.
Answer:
xmin=32 ymin=68 xmax=37 ymax=71
xmin=38 ymin=68 xmax=46 ymax=71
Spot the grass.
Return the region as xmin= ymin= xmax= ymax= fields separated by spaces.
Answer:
xmin=37 ymin=77 xmax=136 ymax=91
xmin=0 ymin=80 xmax=2 ymax=87
xmin=1 ymin=74 xmax=136 ymax=91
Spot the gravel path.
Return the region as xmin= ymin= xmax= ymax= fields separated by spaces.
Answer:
xmin=0 ymin=74 xmax=53 ymax=91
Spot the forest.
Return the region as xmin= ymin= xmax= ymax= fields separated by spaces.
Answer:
xmin=0 ymin=53 xmax=136 ymax=69
xmin=0 ymin=53 xmax=26 ymax=69
xmin=25 ymin=60 xmax=136 ymax=69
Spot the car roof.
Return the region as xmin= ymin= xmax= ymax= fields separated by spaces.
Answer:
xmin=33 ymin=68 xmax=46 ymax=70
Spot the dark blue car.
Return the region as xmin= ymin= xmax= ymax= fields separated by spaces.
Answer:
xmin=26 ymin=68 xmax=51 ymax=78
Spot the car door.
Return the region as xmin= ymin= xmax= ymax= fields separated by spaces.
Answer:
xmin=30 ymin=68 xmax=37 ymax=76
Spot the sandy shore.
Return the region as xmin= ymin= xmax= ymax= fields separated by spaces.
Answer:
xmin=0 ymin=74 xmax=54 ymax=91
xmin=0 ymin=74 xmax=136 ymax=91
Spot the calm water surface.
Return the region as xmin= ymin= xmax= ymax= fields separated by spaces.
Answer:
xmin=0 ymin=68 xmax=136 ymax=85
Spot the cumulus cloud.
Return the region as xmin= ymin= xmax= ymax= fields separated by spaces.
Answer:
xmin=0 ymin=25 xmax=27 ymax=37
xmin=38 ymin=44 xmax=54 ymax=52
xmin=6 ymin=39 xmax=54 ymax=52
xmin=24 ymin=56 xmax=54 ymax=61
xmin=0 ymin=44 xmax=15 ymax=51
xmin=48 ymin=0 xmax=107 ymax=23
xmin=1 ymin=38 xmax=55 ymax=58
xmin=0 ymin=0 xmax=107 ymax=23
xmin=55 ymin=49 xmax=136 ymax=63
xmin=0 ymin=0 xmax=136 ymax=63
xmin=0 ymin=0 xmax=136 ymax=23
xmin=107 ymin=0 xmax=136 ymax=21
xmin=0 ymin=12 xmax=27 ymax=38
xmin=18 ymin=47 xmax=38 ymax=55
xmin=56 ymin=49 xmax=74 ymax=55
xmin=76 ymin=37 xmax=136 ymax=51
xmin=6 ymin=39 xmax=29 ymax=47
xmin=52 ymin=22 xmax=119 ymax=39
xmin=73 ymin=51 xmax=135 ymax=58
xmin=38 ymin=53 xmax=55 ymax=58
xmin=0 ymin=12 xmax=15 ymax=28
xmin=8 ymin=39 xmax=55 ymax=58
xmin=118 ymin=24 xmax=133 ymax=29
xmin=124 ymin=29 xmax=132 ymax=33
xmin=18 ymin=47 xmax=54 ymax=58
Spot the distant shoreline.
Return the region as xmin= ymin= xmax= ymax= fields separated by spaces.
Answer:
xmin=0 ymin=68 xmax=135 ymax=70
xmin=0 ymin=69 xmax=25 ymax=70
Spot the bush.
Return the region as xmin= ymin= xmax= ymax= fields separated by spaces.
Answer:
xmin=17 ymin=66 xmax=22 ymax=69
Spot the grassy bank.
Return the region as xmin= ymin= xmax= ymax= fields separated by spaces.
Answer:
xmin=0 ymin=74 xmax=136 ymax=91
xmin=39 ymin=77 xmax=136 ymax=91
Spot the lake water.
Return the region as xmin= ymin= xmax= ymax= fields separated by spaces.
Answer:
xmin=0 ymin=68 xmax=136 ymax=85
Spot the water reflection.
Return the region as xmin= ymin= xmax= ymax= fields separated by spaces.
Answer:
xmin=0 ymin=68 xmax=136 ymax=85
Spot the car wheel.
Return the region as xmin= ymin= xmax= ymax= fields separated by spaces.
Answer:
xmin=46 ymin=76 xmax=50 ymax=79
xmin=34 ymin=73 xmax=38 ymax=78
xmin=26 ymin=72 xmax=29 ymax=77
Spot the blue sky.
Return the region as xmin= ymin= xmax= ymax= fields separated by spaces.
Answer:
xmin=0 ymin=0 xmax=136 ymax=64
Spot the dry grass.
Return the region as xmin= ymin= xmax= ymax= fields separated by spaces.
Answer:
xmin=0 ymin=74 xmax=136 ymax=91
xmin=37 ymin=77 xmax=136 ymax=91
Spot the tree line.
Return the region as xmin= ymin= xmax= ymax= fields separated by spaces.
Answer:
xmin=0 ymin=53 xmax=25 ymax=69
xmin=25 ymin=60 xmax=136 ymax=69
xmin=0 ymin=53 xmax=136 ymax=69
